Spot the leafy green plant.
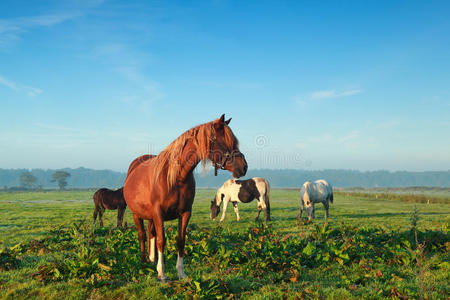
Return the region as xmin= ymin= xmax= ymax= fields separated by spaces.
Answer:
xmin=0 ymin=246 xmax=20 ymax=271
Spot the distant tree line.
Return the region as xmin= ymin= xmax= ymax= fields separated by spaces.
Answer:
xmin=15 ymin=170 xmax=71 ymax=190
xmin=0 ymin=167 xmax=449 ymax=190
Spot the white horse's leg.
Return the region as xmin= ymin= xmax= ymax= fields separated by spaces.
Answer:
xmin=299 ymin=198 xmax=304 ymax=219
xmin=220 ymin=199 xmax=229 ymax=222
xmin=307 ymin=203 xmax=314 ymax=221
xmin=324 ymin=201 xmax=329 ymax=219
xmin=232 ymin=202 xmax=240 ymax=221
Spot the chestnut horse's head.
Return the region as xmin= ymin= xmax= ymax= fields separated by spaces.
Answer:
xmin=209 ymin=114 xmax=247 ymax=178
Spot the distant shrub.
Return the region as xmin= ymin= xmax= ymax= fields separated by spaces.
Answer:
xmin=336 ymin=190 xmax=450 ymax=204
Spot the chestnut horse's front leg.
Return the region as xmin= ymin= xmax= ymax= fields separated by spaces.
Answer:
xmin=177 ymin=211 xmax=191 ymax=279
xmin=153 ymin=212 xmax=166 ymax=282
xmin=132 ymin=213 xmax=147 ymax=263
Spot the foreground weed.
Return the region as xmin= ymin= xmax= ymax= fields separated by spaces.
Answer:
xmin=2 ymin=215 xmax=449 ymax=298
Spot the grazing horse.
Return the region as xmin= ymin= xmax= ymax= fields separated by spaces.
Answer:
xmin=124 ymin=114 xmax=247 ymax=281
xmin=299 ymin=179 xmax=333 ymax=221
xmin=210 ymin=177 xmax=270 ymax=222
xmin=93 ymin=187 xmax=127 ymax=227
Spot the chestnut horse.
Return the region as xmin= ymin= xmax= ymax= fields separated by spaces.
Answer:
xmin=124 ymin=114 xmax=247 ymax=281
xmin=93 ymin=187 xmax=126 ymax=227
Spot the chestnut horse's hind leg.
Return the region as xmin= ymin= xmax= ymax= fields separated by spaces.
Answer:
xmin=323 ymin=201 xmax=329 ymax=219
xmin=117 ymin=207 xmax=125 ymax=227
xmin=133 ymin=213 xmax=147 ymax=263
xmin=147 ymin=220 xmax=156 ymax=263
xmin=299 ymin=199 xmax=304 ymax=219
xmin=176 ymin=211 xmax=191 ymax=279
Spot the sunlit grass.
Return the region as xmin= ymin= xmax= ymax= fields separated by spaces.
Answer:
xmin=0 ymin=189 xmax=449 ymax=299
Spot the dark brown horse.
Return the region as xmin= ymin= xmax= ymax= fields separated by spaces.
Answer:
xmin=124 ymin=114 xmax=247 ymax=281
xmin=93 ymin=187 xmax=127 ymax=227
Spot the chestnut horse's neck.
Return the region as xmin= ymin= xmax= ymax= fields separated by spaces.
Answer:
xmin=176 ymin=138 xmax=203 ymax=185
xmin=152 ymin=122 xmax=215 ymax=189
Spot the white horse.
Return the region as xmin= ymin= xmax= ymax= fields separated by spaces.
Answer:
xmin=210 ymin=177 xmax=270 ymax=222
xmin=300 ymin=179 xmax=333 ymax=221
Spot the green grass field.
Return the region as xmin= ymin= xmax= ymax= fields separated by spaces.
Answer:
xmin=1 ymin=189 xmax=449 ymax=299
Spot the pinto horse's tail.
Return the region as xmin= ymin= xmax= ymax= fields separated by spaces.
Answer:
xmin=264 ymin=180 xmax=271 ymax=221
xmin=330 ymin=191 xmax=334 ymax=203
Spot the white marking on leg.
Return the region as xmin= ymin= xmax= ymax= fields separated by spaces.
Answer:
xmin=176 ymin=254 xmax=186 ymax=279
xmin=233 ymin=203 xmax=240 ymax=221
xmin=157 ymin=250 xmax=166 ymax=281
xmin=220 ymin=199 xmax=229 ymax=222
xmin=259 ymin=198 xmax=267 ymax=210
xmin=149 ymin=237 xmax=155 ymax=263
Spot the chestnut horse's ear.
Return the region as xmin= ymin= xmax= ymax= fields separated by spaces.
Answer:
xmin=214 ymin=114 xmax=226 ymax=130
xmin=225 ymin=118 xmax=232 ymax=125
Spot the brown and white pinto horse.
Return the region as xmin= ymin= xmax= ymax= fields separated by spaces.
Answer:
xmin=93 ymin=187 xmax=127 ymax=227
xmin=210 ymin=177 xmax=271 ymax=222
xmin=124 ymin=114 xmax=247 ymax=281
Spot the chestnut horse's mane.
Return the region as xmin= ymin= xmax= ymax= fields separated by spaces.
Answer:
xmin=152 ymin=119 xmax=239 ymax=189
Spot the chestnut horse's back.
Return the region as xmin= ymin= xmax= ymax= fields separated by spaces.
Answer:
xmin=127 ymin=154 xmax=156 ymax=179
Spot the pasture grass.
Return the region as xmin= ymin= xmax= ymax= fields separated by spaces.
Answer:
xmin=0 ymin=189 xmax=449 ymax=299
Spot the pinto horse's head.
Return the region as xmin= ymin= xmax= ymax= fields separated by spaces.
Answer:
xmin=210 ymin=199 xmax=220 ymax=220
xmin=209 ymin=114 xmax=247 ymax=178
xmin=210 ymin=192 xmax=225 ymax=220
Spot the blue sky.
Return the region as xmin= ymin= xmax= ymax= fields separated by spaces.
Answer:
xmin=1 ymin=0 xmax=449 ymax=172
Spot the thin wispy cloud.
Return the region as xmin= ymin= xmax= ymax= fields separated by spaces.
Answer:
xmin=0 ymin=75 xmax=43 ymax=97
xmin=92 ymin=43 xmax=165 ymax=111
xmin=338 ymin=130 xmax=360 ymax=143
xmin=0 ymin=13 xmax=81 ymax=50
xmin=15 ymin=13 xmax=81 ymax=27
xmin=35 ymin=122 xmax=79 ymax=132
xmin=0 ymin=0 xmax=106 ymax=50
xmin=295 ymin=88 xmax=363 ymax=107
xmin=190 ymin=80 xmax=262 ymax=89
xmin=310 ymin=89 xmax=362 ymax=100
xmin=0 ymin=75 xmax=17 ymax=90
